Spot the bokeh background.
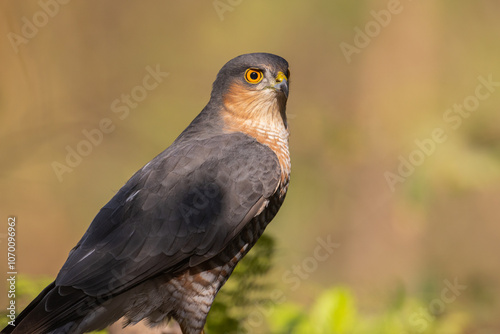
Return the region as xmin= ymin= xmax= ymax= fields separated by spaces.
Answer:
xmin=1 ymin=1 xmax=500 ymax=333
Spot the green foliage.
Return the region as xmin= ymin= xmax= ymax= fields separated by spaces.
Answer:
xmin=268 ymin=287 xmax=357 ymax=334
xmin=266 ymin=287 xmax=471 ymax=334
xmin=0 ymin=252 xmax=471 ymax=334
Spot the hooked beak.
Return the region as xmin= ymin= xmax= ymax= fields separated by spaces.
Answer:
xmin=273 ymin=71 xmax=289 ymax=98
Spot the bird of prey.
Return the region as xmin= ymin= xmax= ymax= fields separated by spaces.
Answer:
xmin=2 ymin=53 xmax=291 ymax=334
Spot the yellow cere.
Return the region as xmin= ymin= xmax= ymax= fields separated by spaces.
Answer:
xmin=275 ymin=71 xmax=287 ymax=83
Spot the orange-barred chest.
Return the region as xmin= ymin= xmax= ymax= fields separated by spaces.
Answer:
xmin=252 ymin=125 xmax=291 ymax=184
xmin=222 ymin=81 xmax=291 ymax=184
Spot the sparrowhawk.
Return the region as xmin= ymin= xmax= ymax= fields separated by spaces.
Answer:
xmin=2 ymin=53 xmax=291 ymax=334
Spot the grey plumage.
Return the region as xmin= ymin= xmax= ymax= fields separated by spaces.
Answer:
xmin=2 ymin=53 xmax=290 ymax=334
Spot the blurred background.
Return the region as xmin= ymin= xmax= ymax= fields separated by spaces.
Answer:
xmin=1 ymin=1 xmax=500 ymax=333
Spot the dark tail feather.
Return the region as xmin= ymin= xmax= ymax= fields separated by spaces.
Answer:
xmin=1 ymin=281 xmax=92 ymax=334
xmin=2 ymin=281 xmax=56 ymax=334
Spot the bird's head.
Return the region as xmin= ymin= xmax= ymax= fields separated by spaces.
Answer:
xmin=209 ymin=53 xmax=290 ymax=132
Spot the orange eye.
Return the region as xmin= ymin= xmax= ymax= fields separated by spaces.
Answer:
xmin=245 ymin=69 xmax=263 ymax=84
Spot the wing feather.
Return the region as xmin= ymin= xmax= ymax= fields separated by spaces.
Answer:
xmin=55 ymin=132 xmax=281 ymax=298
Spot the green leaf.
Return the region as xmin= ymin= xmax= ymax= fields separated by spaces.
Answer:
xmin=309 ymin=287 xmax=357 ymax=334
